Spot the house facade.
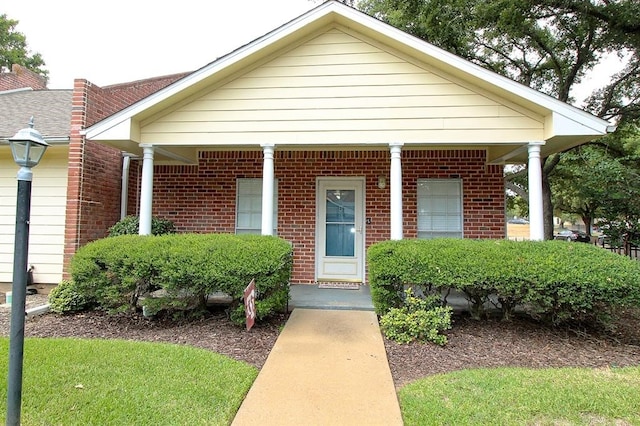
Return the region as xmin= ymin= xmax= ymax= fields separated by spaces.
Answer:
xmin=82 ymin=2 xmax=611 ymax=285
xmin=1 ymin=67 xmax=186 ymax=286
xmin=0 ymin=83 xmax=72 ymax=286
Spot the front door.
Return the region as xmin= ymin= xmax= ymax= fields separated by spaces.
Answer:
xmin=316 ymin=178 xmax=365 ymax=282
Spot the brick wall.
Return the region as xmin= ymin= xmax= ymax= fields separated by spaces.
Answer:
xmin=64 ymin=80 xmax=123 ymax=273
xmin=136 ymin=149 xmax=504 ymax=284
xmin=63 ymin=73 xmax=190 ymax=277
xmin=83 ymin=73 xmax=189 ymax=126
xmin=0 ymin=64 xmax=47 ymax=91
xmin=403 ymin=150 xmax=505 ymax=239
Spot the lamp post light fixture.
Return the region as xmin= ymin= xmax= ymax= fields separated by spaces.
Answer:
xmin=6 ymin=117 xmax=48 ymax=426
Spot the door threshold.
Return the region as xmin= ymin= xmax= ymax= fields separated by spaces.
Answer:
xmin=317 ymin=282 xmax=361 ymax=290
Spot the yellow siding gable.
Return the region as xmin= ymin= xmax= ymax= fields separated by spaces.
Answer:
xmin=141 ymin=28 xmax=544 ymax=146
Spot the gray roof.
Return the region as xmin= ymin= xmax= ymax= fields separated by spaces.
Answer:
xmin=0 ymin=89 xmax=73 ymax=140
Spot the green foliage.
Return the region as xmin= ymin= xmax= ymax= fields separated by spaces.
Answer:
xmin=0 ymin=14 xmax=47 ymax=78
xmin=141 ymin=292 xmax=203 ymax=319
xmin=70 ymin=234 xmax=292 ymax=324
xmin=107 ymin=215 xmax=176 ymax=236
xmin=47 ymin=279 xmax=94 ymax=314
xmin=380 ymin=289 xmax=452 ymax=345
xmin=358 ymin=0 xmax=640 ymax=239
xmin=359 ymin=0 xmax=611 ymax=102
xmin=551 ymin=124 xmax=640 ymax=237
xmin=368 ymin=239 xmax=640 ymax=327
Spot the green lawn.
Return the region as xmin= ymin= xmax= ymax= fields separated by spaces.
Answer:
xmin=3 ymin=337 xmax=639 ymax=425
xmin=399 ymin=366 xmax=640 ymax=425
xmin=0 ymin=338 xmax=257 ymax=425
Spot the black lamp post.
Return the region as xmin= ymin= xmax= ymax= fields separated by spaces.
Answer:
xmin=5 ymin=118 xmax=48 ymax=426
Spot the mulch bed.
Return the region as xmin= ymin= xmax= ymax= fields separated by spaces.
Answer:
xmin=2 ymin=297 xmax=639 ymax=389
xmin=385 ymin=312 xmax=640 ymax=388
xmin=21 ymin=309 xmax=284 ymax=370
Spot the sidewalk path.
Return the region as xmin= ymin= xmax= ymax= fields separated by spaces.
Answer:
xmin=232 ymin=308 xmax=403 ymax=425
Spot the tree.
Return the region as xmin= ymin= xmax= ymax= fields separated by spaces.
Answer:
xmin=0 ymin=14 xmax=47 ymax=79
xmin=358 ymin=0 xmax=639 ymax=238
xmin=551 ymin=121 xmax=640 ymax=242
xmin=551 ymin=144 xmax=613 ymax=233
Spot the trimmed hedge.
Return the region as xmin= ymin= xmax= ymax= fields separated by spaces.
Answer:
xmin=69 ymin=233 xmax=292 ymax=324
xmin=48 ymin=279 xmax=94 ymax=314
xmin=107 ymin=215 xmax=175 ymax=236
xmin=368 ymin=239 xmax=640 ymax=326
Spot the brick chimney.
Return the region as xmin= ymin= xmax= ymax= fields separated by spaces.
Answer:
xmin=0 ymin=64 xmax=47 ymax=91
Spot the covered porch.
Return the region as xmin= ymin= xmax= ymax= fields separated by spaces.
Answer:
xmin=82 ymin=1 xmax=612 ymax=285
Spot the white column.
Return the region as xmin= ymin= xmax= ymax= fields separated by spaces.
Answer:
xmin=261 ymin=144 xmax=275 ymax=236
xmin=139 ymin=145 xmax=155 ymax=236
xmin=389 ymin=142 xmax=404 ymax=240
xmin=528 ymin=141 xmax=545 ymax=241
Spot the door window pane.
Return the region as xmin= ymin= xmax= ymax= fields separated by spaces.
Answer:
xmin=417 ymin=179 xmax=463 ymax=239
xmin=325 ymin=189 xmax=355 ymax=256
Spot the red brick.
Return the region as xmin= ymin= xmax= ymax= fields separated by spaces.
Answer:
xmin=123 ymin=149 xmax=504 ymax=283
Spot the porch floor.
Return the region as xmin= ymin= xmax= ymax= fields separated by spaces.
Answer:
xmin=288 ymin=284 xmax=474 ymax=313
xmin=288 ymin=284 xmax=374 ymax=311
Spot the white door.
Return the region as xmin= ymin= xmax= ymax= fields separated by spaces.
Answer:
xmin=316 ymin=178 xmax=365 ymax=282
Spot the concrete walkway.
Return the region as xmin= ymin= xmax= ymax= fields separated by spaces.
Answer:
xmin=232 ymin=308 xmax=403 ymax=425
xmin=288 ymin=284 xmax=375 ymax=311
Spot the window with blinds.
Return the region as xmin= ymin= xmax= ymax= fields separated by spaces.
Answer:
xmin=236 ymin=178 xmax=277 ymax=235
xmin=417 ymin=179 xmax=463 ymax=239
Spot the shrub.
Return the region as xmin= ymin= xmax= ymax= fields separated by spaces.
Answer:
xmin=380 ymin=289 xmax=452 ymax=345
xmin=48 ymin=279 xmax=94 ymax=314
xmin=69 ymin=233 xmax=292 ymax=324
xmin=108 ymin=215 xmax=175 ymax=236
xmin=368 ymin=239 xmax=640 ymax=327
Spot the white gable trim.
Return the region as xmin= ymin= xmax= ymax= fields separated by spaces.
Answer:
xmin=84 ymin=0 xmax=611 ymax=142
xmin=85 ymin=3 xmax=340 ymax=140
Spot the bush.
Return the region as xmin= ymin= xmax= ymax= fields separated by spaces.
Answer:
xmin=69 ymin=234 xmax=292 ymax=324
xmin=108 ymin=216 xmax=175 ymax=236
xmin=379 ymin=289 xmax=452 ymax=345
xmin=368 ymin=239 xmax=640 ymax=327
xmin=48 ymin=279 xmax=94 ymax=314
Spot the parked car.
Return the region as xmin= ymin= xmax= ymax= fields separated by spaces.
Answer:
xmin=554 ymin=229 xmax=591 ymax=243
xmin=508 ymin=218 xmax=529 ymax=224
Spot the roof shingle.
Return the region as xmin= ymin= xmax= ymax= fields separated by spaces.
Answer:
xmin=0 ymin=89 xmax=72 ymax=139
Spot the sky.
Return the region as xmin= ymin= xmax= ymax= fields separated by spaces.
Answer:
xmin=2 ymin=0 xmax=626 ymax=107
xmin=3 ymin=0 xmax=319 ymax=89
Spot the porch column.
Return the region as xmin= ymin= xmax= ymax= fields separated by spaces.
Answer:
xmin=261 ymin=144 xmax=275 ymax=236
xmin=528 ymin=141 xmax=545 ymax=241
xmin=139 ymin=144 xmax=155 ymax=236
xmin=389 ymin=142 xmax=404 ymax=240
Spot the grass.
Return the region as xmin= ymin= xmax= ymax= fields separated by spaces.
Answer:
xmin=0 ymin=337 xmax=257 ymax=425
xmin=399 ymin=366 xmax=640 ymax=425
xmin=4 ymin=337 xmax=639 ymax=425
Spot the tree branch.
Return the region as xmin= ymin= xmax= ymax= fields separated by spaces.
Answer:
xmin=505 ymin=181 xmax=529 ymax=199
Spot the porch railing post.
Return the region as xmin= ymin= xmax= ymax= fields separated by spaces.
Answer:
xmin=139 ymin=144 xmax=155 ymax=235
xmin=527 ymin=141 xmax=545 ymax=241
xmin=389 ymin=142 xmax=404 ymax=240
xmin=261 ymin=144 xmax=275 ymax=236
